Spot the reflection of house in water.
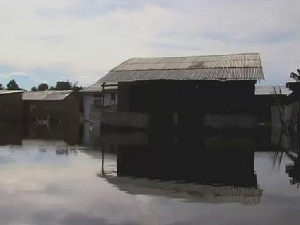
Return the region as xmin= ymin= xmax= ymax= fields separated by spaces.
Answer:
xmin=99 ymin=128 xmax=262 ymax=205
xmin=21 ymin=139 xmax=78 ymax=156
xmin=0 ymin=122 xmax=23 ymax=145
xmin=24 ymin=121 xmax=79 ymax=146
xmin=23 ymin=91 xmax=79 ymax=122
xmin=99 ymin=53 xmax=264 ymax=131
xmin=286 ymin=153 xmax=300 ymax=188
xmin=83 ymin=123 xmax=101 ymax=146
xmin=0 ymin=90 xmax=23 ymax=121
xmin=101 ymin=175 xmax=262 ymax=205
xmin=0 ymin=121 xmax=79 ymax=147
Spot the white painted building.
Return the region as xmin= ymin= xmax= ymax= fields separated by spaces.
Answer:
xmin=80 ymin=81 xmax=118 ymax=146
xmin=80 ymin=81 xmax=118 ymax=124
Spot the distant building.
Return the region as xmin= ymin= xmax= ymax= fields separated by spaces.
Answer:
xmin=254 ymin=86 xmax=292 ymax=122
xmin=0 ymin=90 xmax=23 ymax=121
xmin=80 ymin=81 xmax=118 ymax=146
xmin=23 ymin=90 xmax=79 ymax=122
xmin=80 ymin=81 xmax=118 ymax=124
xmin=98 ymin=53 xmax=264 ymax=131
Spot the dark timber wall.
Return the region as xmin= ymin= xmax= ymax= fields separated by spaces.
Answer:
xmin=23 ymin=95 xmax=79 ymax=122
xmin=118 ymin=80 xmax=255 ymax=113
xmin=117 ymin=80 xmax=256 ymax=130
xmin=0 ymin=92 xmax=23 ymax=121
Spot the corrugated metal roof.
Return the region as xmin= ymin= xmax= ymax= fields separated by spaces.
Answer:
xmin=99 ymin=53 xmax=264 ymax=83
xmin=80 ymin=81 xmax=118 ymax=93
xmin=23 ymin=90 xmax=73 ymax=101
xmin=255 ymin=86 xmax=292 ymax=95
xmin=0 ymin=90 xmax=24 ymax=95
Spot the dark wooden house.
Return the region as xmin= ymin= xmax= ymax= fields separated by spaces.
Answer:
xmin=23 ymin=90 xmax=79 ymax=122
xmin=99 ymin=53 xmax=264 ymax=131
xmin=0 ymin=90 xmax=23 ymax=121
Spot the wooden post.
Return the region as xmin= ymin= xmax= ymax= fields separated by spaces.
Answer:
xmin=100 ymin=82 xmax=106 ymax=134
xmin=101 ymin=147 xmax=105 ymax=176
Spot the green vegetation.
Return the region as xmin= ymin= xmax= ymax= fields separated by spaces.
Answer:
xmin=6 ymin=79 xmax=21 ymax=90
xmin=37 ymin=83 xmax=49 ymax=91
xmin=271 ymin=86 xmax=298 ymax=138
xmin=31 ymin=86 xmax=38 ymax=91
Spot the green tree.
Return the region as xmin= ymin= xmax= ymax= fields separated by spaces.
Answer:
xmin=55 ymin=81 xmax=72 ymax=90
xmin=0 ymin=83 xmax=3 ymax=90
xmin=31 ymin=86 xmax=38 ymax=91
xmin=6 ymin=79 xmax=21 ymax=90
xmin=38 ymin=83 xmax=49 ymax=91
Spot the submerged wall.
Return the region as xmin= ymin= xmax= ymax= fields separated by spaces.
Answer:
xmin=101 ymin=111 xmax=149 ymax=128
xmin=105 ymin=80 xmax=256 ymax=130
xmin=0 ymin=92 xmax=23 ymax=121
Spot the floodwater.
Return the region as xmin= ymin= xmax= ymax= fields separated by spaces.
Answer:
xmin=0 ymin=122 xmax=300 ymax=225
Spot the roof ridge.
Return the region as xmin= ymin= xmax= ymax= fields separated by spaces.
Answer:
xmin=121 ymin=53 xmax=260 ymax=60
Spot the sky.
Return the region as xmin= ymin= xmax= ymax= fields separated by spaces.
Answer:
xmin=0 ymin=0 xmax=300 ymax=90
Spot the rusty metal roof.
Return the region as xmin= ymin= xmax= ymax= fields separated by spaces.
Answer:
xmin=100 ymin=53 xmax=264 ymax=83
xmin=80 ymin=81 xmax=118 ymax=93
xmin=23 ymin=90 xmax=73 ymax=101
xmin=255 ymin=86 xmax=292 ymax=95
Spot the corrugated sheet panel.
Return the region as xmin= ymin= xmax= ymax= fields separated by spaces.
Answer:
xmin=23 ymin=90 xmax=73 ymax=101
xmin=255 ymin=86 xmax=292 ymax=95
xmin=100 ymin=68 xmax=264 ymax=83
xmin=80 ymin=81 xmax=118 ymax=93
xmin=100 ymin=53 xmax=264 ymax=82
xmin=0 ymin=90 xmax=23 ymax=95
xmin=111 ymin=53 xmax=262 ymax=72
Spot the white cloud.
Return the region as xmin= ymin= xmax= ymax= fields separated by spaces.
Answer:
xmin=0 ymin=0 xmax=299 ymax=87
xmin=0 ymin=72 xmax=28 ymax=78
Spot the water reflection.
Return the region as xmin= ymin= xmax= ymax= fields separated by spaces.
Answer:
xmin=83 ymin=122 xmax=101 ymax=146
xmin=286 ymin=153 xmax=300 ymax=188
xmin=98 ymin=128 xmax=263 ymax=205
xmin=0 ymin=121 xmax=79 ymax=147
xmin=0 ymin=122 xmax=23 ymax=145
xmin=1 ymin=123 xmax=300 ymax=224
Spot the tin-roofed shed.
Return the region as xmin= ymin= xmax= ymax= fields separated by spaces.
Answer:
xmin=0 ymin=90 xmax=23 ymax=121
xmin=99 ymin=53 xmax=264 ymax=130
xmin=23 ymin=91 xmax=79 ymax=122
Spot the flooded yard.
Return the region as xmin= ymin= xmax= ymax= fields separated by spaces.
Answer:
xmin=0 ymin=123 xmax=300 ymax=225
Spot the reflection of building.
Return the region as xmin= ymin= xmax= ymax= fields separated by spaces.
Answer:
xmin=23 ymin=91 xmax=79 ymax=122
xmin=100 ymin=175 xmax=263 ymax=205
xmin=83 ymin=122 xmax=101 ymax=146
xmin=0 ymin=121 xmax=79 ymax=146
xmin=117 ymin=145 xmax=257 ymax=187
xmin=99 ymin=53 xmax=264 ymax=130
xmin=0 ymin=90 xmax=23 ymax=121
xmin=99 ymin=127 xmax=262 ymax=204
xmin=286 ymin=153 xmax=300 ymax=188
xmin=80 ymin=81 xmax=118 ymax=124
xmin=24 ymin=121 xmax=79 ymax=146
xmin=0 ymin=122 xmax=23 ymax=145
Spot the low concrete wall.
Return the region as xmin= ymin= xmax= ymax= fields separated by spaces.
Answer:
xmin=204 ymin=114 xmax=257 ymax=130
xmin=101 ymin=112 xmax=149 ymax=128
